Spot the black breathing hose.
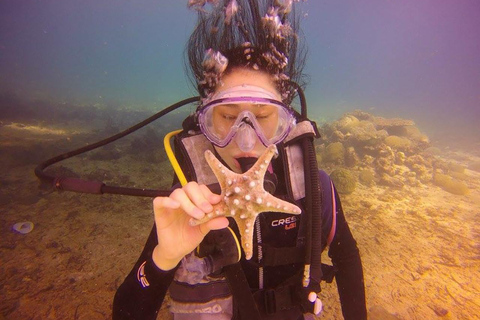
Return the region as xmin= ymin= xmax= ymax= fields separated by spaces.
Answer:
xmin=34 ymin=96 xmax=199 ymax=197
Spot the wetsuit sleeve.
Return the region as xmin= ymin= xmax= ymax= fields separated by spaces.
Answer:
xmin=113 ymin=225 xmax=177 ymax=320
xmin=328 ymin=189 xmax=367 ymax=320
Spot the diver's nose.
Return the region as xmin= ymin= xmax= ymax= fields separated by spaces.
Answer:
xmin=234 ymin=122 xmax=257 ymax=152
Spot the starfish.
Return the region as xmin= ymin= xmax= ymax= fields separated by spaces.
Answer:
xmin=189 ymin=144 xmax=301 ymax=260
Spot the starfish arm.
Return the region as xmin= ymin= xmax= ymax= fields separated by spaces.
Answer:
xmin=258 ymin=192 xmax=301 ymax=215
xmin=235 ymin=216 xmax=257 ymax=260
xmin=244 ymin=144 xmax=278 ymax=179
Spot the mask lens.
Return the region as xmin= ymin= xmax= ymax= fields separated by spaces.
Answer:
xmin=198 ymin=97 xmax=295 ymax=147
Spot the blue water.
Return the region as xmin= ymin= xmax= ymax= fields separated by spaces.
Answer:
xmin=1 ymin=0 xmax=479 ymax=146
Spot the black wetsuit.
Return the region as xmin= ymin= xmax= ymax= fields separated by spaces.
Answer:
xmin=113 ymin=170 xmax=367 ymax=320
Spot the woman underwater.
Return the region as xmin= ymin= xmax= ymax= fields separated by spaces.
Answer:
xmin=113 ymin=1 xmax=367 ymax=319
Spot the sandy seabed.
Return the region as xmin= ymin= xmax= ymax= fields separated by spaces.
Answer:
xmin=0 ymin=115 xmax=479 ymax=320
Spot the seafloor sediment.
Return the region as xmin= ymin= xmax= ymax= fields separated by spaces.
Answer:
xmin=1 ymin=108 xmax=479 ymax=320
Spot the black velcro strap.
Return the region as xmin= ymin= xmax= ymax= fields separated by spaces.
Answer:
xmin=261 ymin=245 xmax=305 ymax=267
xmin=224 ymin=263 xmax=262 ymax=320
xmin=321 ymin=263 xmax=337 ymax=283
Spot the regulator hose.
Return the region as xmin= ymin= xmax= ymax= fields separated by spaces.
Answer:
xmin=34 ymin=96 xmax=199 ymax=197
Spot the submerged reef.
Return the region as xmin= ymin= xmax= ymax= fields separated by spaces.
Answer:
xmin=433 ymin=173 xmax=469 ymax=195
xmin=330 ymin=168 xmax=357 ymax=194
xmin=315 ymin=110 xmax=471 ymax=196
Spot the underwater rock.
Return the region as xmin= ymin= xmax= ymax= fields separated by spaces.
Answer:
xmin=358 ymin=170 xmax=375 ymax=187
xmin=331 ymin=129 xmax=346 ymax=141
xmin=314 ymin=143 xmax=324 ymax=164
xmin=350 ymin=121 xmax=381 ymax=140
xmin=362 ymin=155 xmax=375 ymax=166
xmin=433 ymin=173 xmax=469 ymax=195
xmin=389 ymin=125 xmax=429 ymax=144
xmin=405 ymin=171 xmax=420 ymax=186
xmin=410 ymin=163 xmax=431 ymax=183
xmin=336 ymin=115 xmax=360 ymax=133
xmin=379 ymin=173 xmax=404 ymax=189
xmin=395 ymin=152 xmax=406 ymax=165
xmin=369 ymin=305 xmax=402 ymax=320
xmin=324 ymin=142 xmax=345 ymax=164
xmin=405 ymin=154 xmax=430 ymax=168
xmin=330 ymin=168 xmax=356 ymax=194
xmin=375 ymin=145 xmax=396 ymax=176
xmin=373 ymin=116 xmax=415 ymax=129
xmin=347 ymin=110 xmax=374 ymax=121
xmin=345 ymin=146 xmax=359 ymax=167
xmin=376 ymin=157 xmax=395 ymax=176
xmin=468 ymin=161 xmax=480 ymax=172
xmin=384 ymin=135 xmax=412 ymax=152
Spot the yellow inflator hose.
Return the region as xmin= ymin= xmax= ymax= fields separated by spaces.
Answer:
xmin=163 ymin=129 xmax=188 ymax=186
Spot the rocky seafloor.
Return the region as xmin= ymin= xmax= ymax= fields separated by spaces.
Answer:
xmin=1 ymin=108 xmax=479 ymax=320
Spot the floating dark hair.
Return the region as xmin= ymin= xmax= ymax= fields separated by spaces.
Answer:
xmin=185 ymin=0 xmax=307 ymax=104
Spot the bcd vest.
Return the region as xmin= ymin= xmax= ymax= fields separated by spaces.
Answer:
xmin=167 ymin=120 xmax=330 ymax=319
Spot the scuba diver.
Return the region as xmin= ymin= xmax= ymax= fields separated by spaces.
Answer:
xmin=111 ymin=1 xmax=367 ymax=319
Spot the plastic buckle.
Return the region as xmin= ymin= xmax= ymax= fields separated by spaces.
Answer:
xmin=264 ymin=289 xmax=276 ymax=315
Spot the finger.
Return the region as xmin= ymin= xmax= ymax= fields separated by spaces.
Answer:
xmin=170 ymin=187 xmax=205 ymax=220
xmin=183 ymin=182 xmax=215 ymax=213
xmin=199 ymin=184 xmax=222 ymax=205
xmin=153 ymin=196 xmax=180 ymax=212
xmin=198 ymin=217 xmax=229 ymax=236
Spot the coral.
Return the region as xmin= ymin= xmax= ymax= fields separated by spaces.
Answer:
xmin=392 ymin=125 xmax=429 ymax=144
xmin=396 ymin=152 xmax=406 ymax=165
xmin=359 ymin=170 xmax=375 ymax=187
xmin=379 ymin=174 xmax=404 ymax=189
xmin=433 ymin=173 xmax=469 ymax=195
xmin=373 ymin=116 xmax=415 ymax=128
xmin=376 ymin=157 xmax=396 ymax=176
xmin=349 ymin=121 xmax=384 ymax=144
xmin=331 ymin=130 xmax=346 ymax=141
xmin=330 ymin=168 xmax=357 ymax=194
xmin=345 ymin=146 xmax=359 ymax=167
xmin=375 ymin=145 xmax=396 ymax=176
xmin=324 ymin=142 xmax=345 ymax=164
xmin=411 ymin=164 xmax=431 ymax=183
xmin=405 ymin=154 xmax=429 ymax=168
xmin=384 ymin=135 xmax=412 ymax=151
xmin=362 ymin=155 xmax=375 ymax=166
xmin=336 ymin=115 xmax=360 ymax=133
xmin=405 ymin=171 xmax=420 ymax=186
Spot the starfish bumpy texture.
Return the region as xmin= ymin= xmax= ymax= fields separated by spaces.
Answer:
xmin=189 ymin=144 xmax=301 ymax=260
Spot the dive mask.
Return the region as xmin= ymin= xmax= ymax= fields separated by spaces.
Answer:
xmin=197 ymin=85 xmax=296 ymax=151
